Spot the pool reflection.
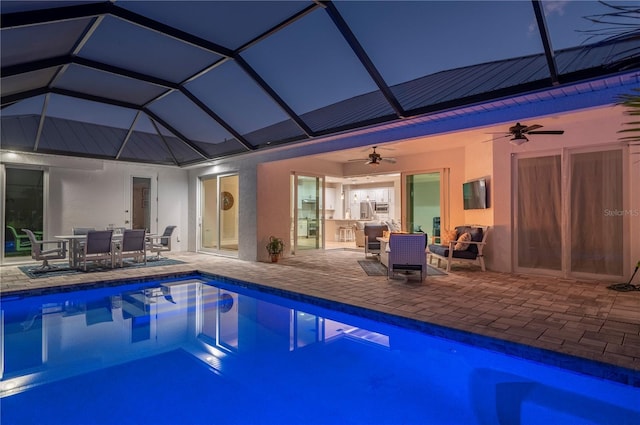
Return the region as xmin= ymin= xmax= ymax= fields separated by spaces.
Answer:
xmin=1 ymin=278 xmax=390 ymax=397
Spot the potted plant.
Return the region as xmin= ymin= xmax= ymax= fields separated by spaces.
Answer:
xmin=266 ymin=236 xmax=285 ymax=262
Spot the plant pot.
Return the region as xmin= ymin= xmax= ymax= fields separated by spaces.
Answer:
xmin=270 ymin=254 xmax=280 ymax=263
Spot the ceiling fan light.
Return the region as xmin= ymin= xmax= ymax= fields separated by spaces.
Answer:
xmin=510 ymin=135 xmax=528 ymax=146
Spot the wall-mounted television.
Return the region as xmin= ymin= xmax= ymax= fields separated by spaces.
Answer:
xmin=463 ymin=178 xmax=488 ymax=210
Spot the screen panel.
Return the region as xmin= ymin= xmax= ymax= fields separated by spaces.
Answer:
xmin=1 ymin=18 xmax=93 ymax=67
xmin=53 ymin=65 xmax=168 ymax=106
xmin=241 ymin=9 xmax=383 ymax=122
xmin=117 ymin=0 xmax=310 ymax=50
xmin=78 ymin=15 xmax=221 ymax=84
xmin=336 ymin=1 xmax=546 ymax=87
xmin=185 ymin=60 xmax=301 ymax=141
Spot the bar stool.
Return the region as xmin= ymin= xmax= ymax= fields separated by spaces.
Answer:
xmin=339 ymin=226 xmax=354 ymax=242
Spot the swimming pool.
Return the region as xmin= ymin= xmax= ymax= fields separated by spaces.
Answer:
xmin=1 ymin=272 xmax=639 ymax=425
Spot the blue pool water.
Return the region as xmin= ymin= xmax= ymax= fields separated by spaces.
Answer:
xmin=1 ymin=273 xmax=639 ymax=425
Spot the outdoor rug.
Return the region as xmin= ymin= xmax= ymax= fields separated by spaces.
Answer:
xmin=19 ymin=258 xmax=186 ymax=279
xmin=357 ymin=260 xmax=447 ymax=277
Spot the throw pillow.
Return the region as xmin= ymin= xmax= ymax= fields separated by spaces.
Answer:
xmin=454 ymin=232 xmax=472 ymax=251
xmin=441 ymin=229 xmax=458 ymax=246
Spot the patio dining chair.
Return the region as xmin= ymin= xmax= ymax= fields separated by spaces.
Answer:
xmin=77 ymin=230 xmax=114 ymax=271
xmin=22 ymin=228 xmax=68 ymax=271
xmin=117 ymin=229 xmax=147 ymax=267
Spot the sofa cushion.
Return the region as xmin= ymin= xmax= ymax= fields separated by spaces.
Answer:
xmin=367 ymin=241 xmax=381 ymax=250
xmin=441 ymin=229 xmax=458 ymax=246
xmin=454 ymin=232 xmax=471 ymax=251
xmin=428 ymin=244 xmax=478 ymax=260
xmin=454 ymin=226 xmax=483 ymax=254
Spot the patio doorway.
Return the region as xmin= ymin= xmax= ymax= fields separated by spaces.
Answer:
xmin=403 ymin=171 xmax=445 ymax=238
xmin=199 ymin=174 xmax=239 ymax=256
xmin=131 ymin=177 xmax=151 ymax=232
xmin=2 ymin=167 xmax=45 ymax=263
xmin=291 ymin=173 xmax=324 ymax=254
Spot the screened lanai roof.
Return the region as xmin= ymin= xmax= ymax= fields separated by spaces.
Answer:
xmin=2 ymin=1 xmax=639 ymax=166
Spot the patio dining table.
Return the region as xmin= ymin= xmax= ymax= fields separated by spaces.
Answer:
xmin=55 ymin=232 xmax=155 ymax=268
xmin=54 ymin=234 xmax=109 ymax=269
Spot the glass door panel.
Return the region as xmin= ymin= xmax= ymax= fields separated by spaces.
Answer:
xmin=516 ymin=155 xmax=563 ymax=271
xmin=131 ymin=177 xmax=151 ymax=232
xmin=200 ymin=174 xmax=238 ymax=256
xmin=219 ymin=175 xmax=239 ymax=252
xmin=3 ymin=168 xmax=44 ymax=260
xmin=405 ymin=172 xmax=441 ymax=237
xmin=570 ymin=150 xmax=623 ymax=276
xmin=292 ymin=174 xmax=323 ymax=253
xmin=201 ymin=177 xmax=218 ymax=250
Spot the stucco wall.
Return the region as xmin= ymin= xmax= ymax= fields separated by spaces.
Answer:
xmin=257 ymin=157 xmax=344 ymax=262
xmin=1 ymin=153 xmax=189 ymax=253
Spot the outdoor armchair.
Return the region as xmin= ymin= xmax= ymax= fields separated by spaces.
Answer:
xmin=427 ymin=225 xmax=489 ymax=272
xmin=7 ymin=225 xmax=32 ymax=252
xmin=147 ymin=225 xmax=176 ymax=260
xmin=387 ymin=233 xmax=428 ymax=281
xmin=363 ymin=224 xmax=387 ymax=258
xmin=22 ymin=228 xmax=68 ymax=271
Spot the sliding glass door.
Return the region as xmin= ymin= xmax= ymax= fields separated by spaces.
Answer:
xmin=2 ymin=167 xmax=45 ymax=263
xmin=291 ymin=173 xmax=323 ymax=254
xmin=404 ymin=171 xmax=444 ymax=238
xmin=515 ymin=149 xmax=625 ymax=278
xmin=200 ymin=174 xmax=239 ymax=256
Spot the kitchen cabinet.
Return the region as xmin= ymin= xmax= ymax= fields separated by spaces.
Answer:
xmin=325 ymin=187 xmax=336 ymax=209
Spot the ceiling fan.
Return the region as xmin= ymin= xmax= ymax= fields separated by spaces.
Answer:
xmin=349 ymin=146 xmax=396 ymax=166
xmin=485 ymin=122 xmax=565 ymax=146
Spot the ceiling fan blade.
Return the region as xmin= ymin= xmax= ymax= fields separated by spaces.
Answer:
xmin=527 ymin=130 xmax=564 ymax=135
xmin=481 ymin=134 xmax=511 ymax=143
xmin=523 ymin=124 xmax=543 ymax=132
xmin=382 ymin=157 xmax=397 ymax=163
